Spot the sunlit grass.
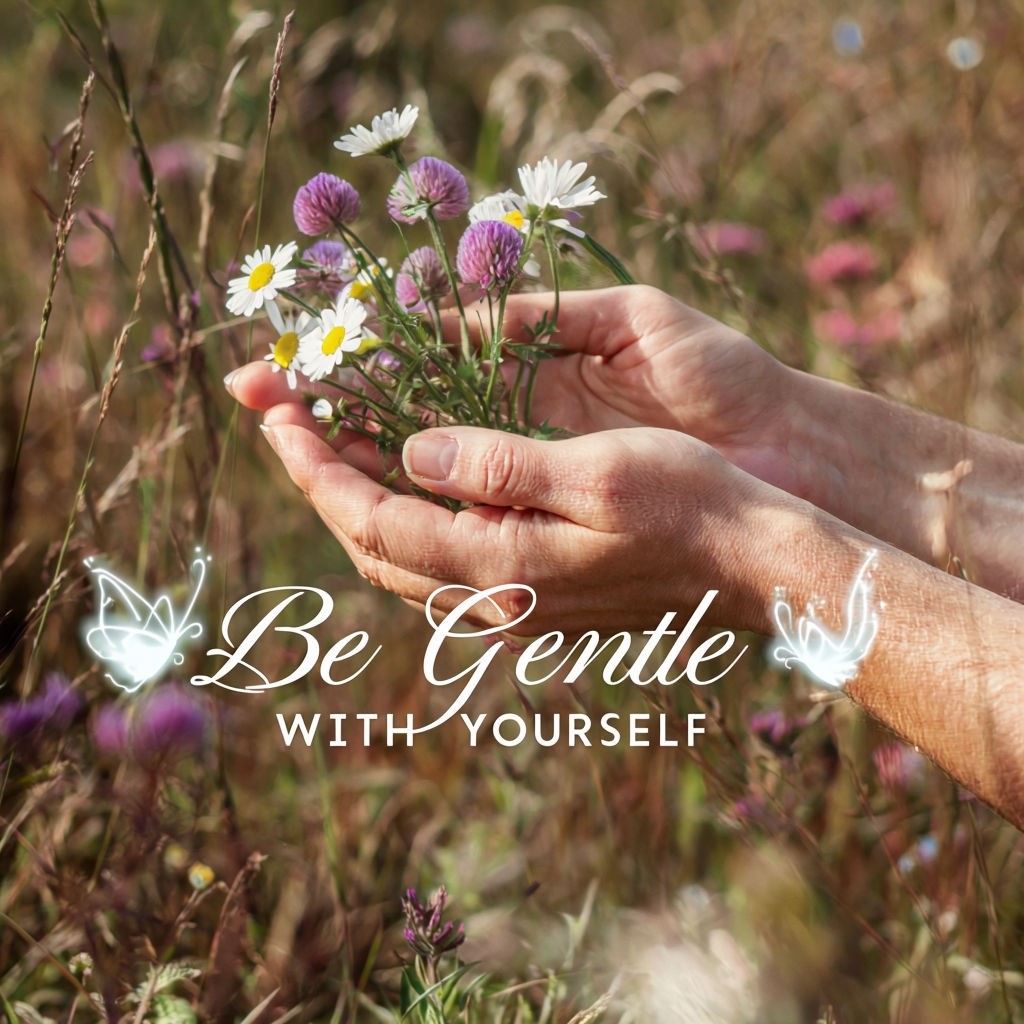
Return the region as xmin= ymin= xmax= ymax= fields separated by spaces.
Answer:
xmin=1 ymin=2 xmax=1023 ymax=1021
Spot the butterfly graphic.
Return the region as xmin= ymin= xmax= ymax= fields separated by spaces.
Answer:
xmin=83 ymin=551 xmax=210 ymax=693
xmin=770 ymin=549 xmax=879 ymax=690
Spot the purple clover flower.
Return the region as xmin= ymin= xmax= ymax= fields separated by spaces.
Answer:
xmin=396 ymin=247 xmax=450 ymax=309
xmin=293 ymin=173 xmax=361 ymax=235
xmin=299 ymin=240 xmax=356 ymax=294
xmin=387 ymin=157 xmax=470 ymax=224
xmin=456 ymin=220 xmax=524 ymax=290
xmin=131 ymin=685 xmax=208 ymax=762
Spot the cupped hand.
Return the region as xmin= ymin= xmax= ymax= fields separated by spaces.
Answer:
xmin=455 ymin=285 xmax=798 ymax=490
xmin=245 ymin=412 xmax=797 ymax=636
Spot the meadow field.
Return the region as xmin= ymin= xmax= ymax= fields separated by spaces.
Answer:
xmin=2 ymin=1 xmax=1024 ymax=1021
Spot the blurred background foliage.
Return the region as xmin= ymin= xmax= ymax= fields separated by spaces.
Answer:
xmin=2 ymin=0 xmax=1024 ymax=1021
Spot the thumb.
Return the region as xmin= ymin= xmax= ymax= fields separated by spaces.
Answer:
xmin=402 ymin=427 xmax=594 ymax=519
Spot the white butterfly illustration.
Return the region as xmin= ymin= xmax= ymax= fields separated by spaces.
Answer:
xmin=83 ymin=551 xmax=209 ymax=693
xmin=770 ymin=549 xmax=879 ymax=690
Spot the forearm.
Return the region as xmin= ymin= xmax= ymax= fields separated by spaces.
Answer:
xmin=744 ymin=501 xmax=1024 ymax=829
xmin=779 ymin=370 xmax=1024 ymax=600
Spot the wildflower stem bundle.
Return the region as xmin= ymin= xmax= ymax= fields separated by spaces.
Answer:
xmin=226 ymin=105 xmax=632 ymax=500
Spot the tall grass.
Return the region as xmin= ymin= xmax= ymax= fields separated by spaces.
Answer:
xmin=1 ymin=2 xmax=1023 ymax=1021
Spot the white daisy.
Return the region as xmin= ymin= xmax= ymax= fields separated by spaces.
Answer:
xmin=226 ymin=242 xmax=299 ymax=317
xmin=298 ymin=297 xmax=368 ymax=382
xmin=334 ymin=105 xmax=419 ymax=158
xmin=468 ymin=190 xmax=531 ymax=232
xmin=517 ymin=158 xmax=605 ymax=237
xmin=263 ymin=300 xmax=316 ymax=390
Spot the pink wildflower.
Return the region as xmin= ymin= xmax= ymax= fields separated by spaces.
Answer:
xmin=822 ymin=183 xmax=896 ymax=226
xmin=806 ymin=241 xmax=879 ymax=287
xmin=690 ymin=221 xmax=765 ymax=259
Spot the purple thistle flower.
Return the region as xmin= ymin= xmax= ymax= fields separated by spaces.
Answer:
xmin=456 ymin=220 xmax=524 ymax=290
xmin=299 ymin=240 xmax=356 ymax=294
xmin=396 ymin=247 xmax=450 ymax=309
xmin=131 ymin=685 xmax=208 ymax=762
xmin=387 ymin=157 xmax=470 ymax=224
xmin=91 ymin=704 xmax=129 ymax=755
xmin=293 ymin=173 xmax=361 ymax=235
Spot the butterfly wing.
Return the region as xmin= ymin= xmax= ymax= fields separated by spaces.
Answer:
xmin=84 ymin=564 xmax=181 ymax=692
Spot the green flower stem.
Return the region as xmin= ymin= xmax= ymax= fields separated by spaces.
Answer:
xmin=482 ymin=294 xmax=503 ymax=428
xmin=332 ymin=221 xmax=405 ymax=322
xmin=322 ymin=376 xmax=421 ymax=434
xmin=522 ymin=227 xmax=563 ymax=428
xmin=279 ymin=289 xmax=322 ymax=318
xmin=424 ymin=212 xmax=472 ymax=364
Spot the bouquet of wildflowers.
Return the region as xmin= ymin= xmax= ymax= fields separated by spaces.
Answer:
xmin=225 ymin=105 xmax=631 ymax=498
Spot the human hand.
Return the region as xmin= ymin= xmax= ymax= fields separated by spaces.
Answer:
xmin=459 ymin=285 xmax=800 ymax=492
xmin=246 ymin=408 xmax=799 ymax=635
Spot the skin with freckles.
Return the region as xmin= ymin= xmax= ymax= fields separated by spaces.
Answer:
xmin=226 ymin=284 xmax=1024 ymax=829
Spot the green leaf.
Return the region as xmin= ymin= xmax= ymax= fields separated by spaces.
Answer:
xmin=580 ymin=234 xmax=635 ymax=285
xmin=150 ymin=995 xmax=196 ymax=1024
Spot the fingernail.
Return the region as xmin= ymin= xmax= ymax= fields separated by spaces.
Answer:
xmin=404 ymin=434 xmax=457 ymax=481
xmin=259 ymin=423 xmax=279 ymax=449
xmin=223 ymin=368 xmax=241 ymax=394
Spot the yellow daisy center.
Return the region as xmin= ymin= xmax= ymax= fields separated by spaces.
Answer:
xmin=247 ymin=261 xmax=275 ymax=291
xmin=503 ymin=210 xmax=525 ymax=230
xmin=349 ymin=280 xmax=372 ymax=301
xmin=321 ymin=326 xmax=347 ymax=355
xmin=272 ymin=331 xmax=298 ymax=368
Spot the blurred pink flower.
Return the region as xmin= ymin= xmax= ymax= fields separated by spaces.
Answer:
xmin=141 ymin=324 xmax=176 ymax=364
xmin=815 ymin=307 xmax=902 ymax=348
xmin=690 ymin=221 xmax=765 ymax=259
xmin=805 ymin=241 xmax=879 ymax=287
xmin=822 ymin=182 xmax=896 ymax=226
xmin=125 ymin=141 xmax=204 ymax=195
xmin=67 ymin=208 xmax=116 ymax=268
xmin=873 ymin=740 xmax=925 ymax=794
xmin=91 ymin=704 xmax=129 ymax=755
xmin=749 ymin=708 xmax=807 ymax=754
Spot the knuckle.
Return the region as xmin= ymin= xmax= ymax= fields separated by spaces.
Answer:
xmin=354 ymin=556 xmax=387 ymax=592
xmin=344 ymin=492 xmax=388 ymax=559
xmin=477 ymin=440 xmax=524 ymax=498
